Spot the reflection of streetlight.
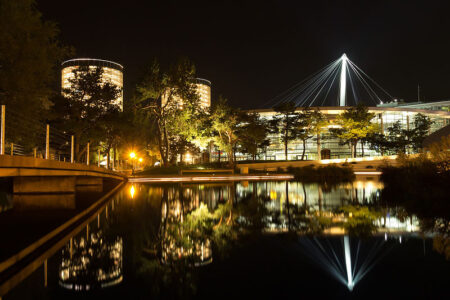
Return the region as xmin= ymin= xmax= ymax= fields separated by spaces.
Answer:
xmin=130 ymin=185 xmax=135 ymax=199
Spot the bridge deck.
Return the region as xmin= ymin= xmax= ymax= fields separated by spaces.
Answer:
xmin=0 ymin=155 xmax=126 ymax=181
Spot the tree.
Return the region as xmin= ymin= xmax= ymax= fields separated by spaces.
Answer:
xmin=210 ymin=97 xmax=241 ymax=167
xmin=410 ymin=113 xmax=433 ymax=152
xmin=0 ymin=0 xmax=70 ymax=147
xmin=270 ymin=102 xmax=301 ymax=160
xmin=136 ymin=59 xmax=200 ymax=166
xmin=51 ymin=66 xmax=122 ymax=161
xmin=309 ymin=109 xmax=328 ymax=160
xmin=333 ymin=103 xmax=378 ymax=158
xmin=366 ymin=113 xmax=432 ymax=155
xmin=296 ymin=109 xmax=313 ymax=160
xmin=236 ymin=112 xmax=270 ymax=160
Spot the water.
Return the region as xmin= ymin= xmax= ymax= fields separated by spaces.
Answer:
xmin=2 ymin=179 xmax=449 ymax=299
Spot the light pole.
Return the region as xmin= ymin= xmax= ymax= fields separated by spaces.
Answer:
xmin=130 ymin=152 xmax=136 ymax=175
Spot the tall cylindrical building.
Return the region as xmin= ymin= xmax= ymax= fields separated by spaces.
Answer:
xmin=193 ymin=78 xmax=211 ymax=109
xmin=61 ymin=58 xmax=124 ymax=110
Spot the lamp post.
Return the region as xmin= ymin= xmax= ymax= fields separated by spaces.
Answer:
xmin=130 ymin=152 xmax=136 ymax=175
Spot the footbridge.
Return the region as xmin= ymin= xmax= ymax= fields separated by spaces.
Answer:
xmin=0 ymin=155 xmax=127 ymax=193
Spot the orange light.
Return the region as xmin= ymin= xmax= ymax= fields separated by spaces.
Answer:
xmin=130 ymin=185 xmax=135 ymax=199
xmin=129 ymin=152 xmax=136 ymax=159
xmin=138 ymin=158 xmax=143 ymax=162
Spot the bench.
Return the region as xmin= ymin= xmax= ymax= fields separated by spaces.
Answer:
xmin=179 ymin=169 xmax=234 ymax=175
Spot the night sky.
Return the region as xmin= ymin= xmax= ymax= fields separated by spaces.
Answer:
xmin=37 ymin=0 xmax=450 ymax=109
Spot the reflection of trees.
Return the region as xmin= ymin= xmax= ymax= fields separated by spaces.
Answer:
xmin=59 ymin=225 xmax=123 ymax=290
xmin=339 ymin=206 xmax=381 ymax=237
xmin=380 ymin=162 xmax=450 ymax=258
xmin=159 ymin=185 xmax=235 ymax=266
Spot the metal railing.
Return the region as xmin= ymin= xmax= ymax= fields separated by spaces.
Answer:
xmin=0 ymin=105 xmax=97 ymax=166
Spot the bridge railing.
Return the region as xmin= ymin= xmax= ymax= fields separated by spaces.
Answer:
xmin=0 ymin=105 xmax=105 ymax=167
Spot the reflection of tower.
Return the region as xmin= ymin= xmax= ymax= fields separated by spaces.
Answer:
xmin=160 ymin=187 xmax=212 ymax=266
xmin=59 ymin=218 xmax=122 ymax=290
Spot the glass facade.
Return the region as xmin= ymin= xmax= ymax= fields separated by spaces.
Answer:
xmin=212 ymin=105 xmax=450 ymax=161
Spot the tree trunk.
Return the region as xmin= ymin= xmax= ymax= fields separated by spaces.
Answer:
xmin=156 ymin=124 xmax=167 ymax=167
xmin=113 ymin=145 xmax=117 ymax=169
xmin=353 ymin=141 xmax=358 ymax=158
xmin=218 ymin=149 xmax=221 ymax=163
xmin=361 ymin=141 xmax=364 ymax=157
xmin=302 ymin=139 xmax=306 ymax=160
xmin=106 ymin=150 xmax=110 ymax=169
xmin=317 ymin=133 xmax=321 ymax=160
xmin=284 ymin=140 xmax=288 ymax=161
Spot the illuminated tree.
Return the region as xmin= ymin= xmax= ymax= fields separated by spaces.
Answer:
xmin=209 ymin=97 xmax=241 ymax=167
xmin=270 ymin=101 xmax=301 ymax=160
xmin=52 ymin=66 xmax=122 ymax=161
xmin=236 ymin=112 xmax=270 ymax=160
xmin=136 ymin=59 xmax=200 ymax=166
xmin=310 ymin=109 xmax=329 ymax=160
xmin=333 ymin=103 xmax=378 ymax=158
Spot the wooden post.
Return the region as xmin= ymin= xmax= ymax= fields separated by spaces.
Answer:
xmin=34 ymin=147 xmax=37 ymax=158
xmin=98 ymin=149 xmax=101 ymax=167
xmin=45 ymin=124 xmax=50 ymax=159
xmin=71 ymin=135 xmax=74 ymax=163
xmin=0 ymin=105 xmax=5 ymax=155
xmin=10 ymin=143 xmax=13 ymax=156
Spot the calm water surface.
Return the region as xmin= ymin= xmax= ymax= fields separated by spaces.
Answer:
xmin=3 ymin=179 xmax=449 ymax=299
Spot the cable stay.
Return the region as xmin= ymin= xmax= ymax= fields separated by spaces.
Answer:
xmin=265 ymin=54 xmax=394 ymax=108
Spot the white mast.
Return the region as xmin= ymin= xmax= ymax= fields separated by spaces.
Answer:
xmin=339 ymin=54 xmax=348 ymax=106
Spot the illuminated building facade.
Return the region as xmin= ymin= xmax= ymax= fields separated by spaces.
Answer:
xmin=211 ymin=101 xmax=450 ymax=161
xmin=61 ymin=58 xmax=124 ymax=110
xmin=161 ymin=77 xmax=211 ymax=110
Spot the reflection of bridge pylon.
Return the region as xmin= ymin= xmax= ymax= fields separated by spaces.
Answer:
xmin=299 ymin=235 xmax=392 ymax=291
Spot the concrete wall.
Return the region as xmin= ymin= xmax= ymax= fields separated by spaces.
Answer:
xmin=13 ymin=176 xmax=76 ymax=194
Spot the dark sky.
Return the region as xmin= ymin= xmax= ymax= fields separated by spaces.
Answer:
xmin=37 ymin=0 xmax=450 ymax=108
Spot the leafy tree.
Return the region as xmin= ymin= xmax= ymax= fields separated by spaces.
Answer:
xmin=210 ymin=97 xmax=241 ymax=167
xmin=333 ymin=103 xmax=378 ymax=158
xmin=236 ymin=112 xmax=270 ymax=160
xmin=136 ymin=59 xmax=200 ymax=166
xmin=270 ymin=102 xmax=301 ymax=160
xmin=296 ymin=109 xmax=314 ymax=160
xmin=51 ymin=66 xmax=122 ymax=161
xmin=0 ymin=0 xmax=70 ymax=147
xmin=366 ymin=113 xmax=432 ymax=155
xmin=410 ymin=113 xmax=433 ymax=152
xmin=309 ymin=109 xmax=328 ymax=160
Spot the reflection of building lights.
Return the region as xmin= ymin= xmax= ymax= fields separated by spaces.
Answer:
xmin=59 ymin=228 xmax=123 ymax=291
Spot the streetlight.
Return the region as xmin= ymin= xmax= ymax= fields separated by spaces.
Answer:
xmin=130 ymin=152 xmax=136 ymax=175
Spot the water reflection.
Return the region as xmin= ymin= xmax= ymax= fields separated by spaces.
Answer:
xmin=59 ymin=206 xmax=123 ymax=291
xmin=28 ymin=178 xmax=446 ymax=298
